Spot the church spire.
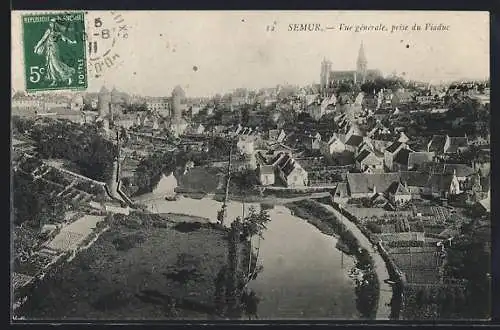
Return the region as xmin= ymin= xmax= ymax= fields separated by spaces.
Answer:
xmin=356 ymin=41 xmax=368 ymax=83
xmin=357 ymin=41 xmax=367 ymax=67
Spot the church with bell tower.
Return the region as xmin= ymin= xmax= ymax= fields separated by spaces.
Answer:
xmin=320 ymin=42 xmax=382 ymax=96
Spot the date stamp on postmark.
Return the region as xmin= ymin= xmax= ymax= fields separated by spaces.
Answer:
xmin=22 ymin=12 xmax=87 ymax=92
xmin=86 ymin=11 xmax=129 ymax=78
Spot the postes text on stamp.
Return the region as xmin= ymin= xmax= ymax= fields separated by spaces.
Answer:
xmin=22 ymin=12 xmax=87 ymax=92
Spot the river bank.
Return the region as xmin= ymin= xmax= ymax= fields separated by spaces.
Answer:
xmin=318 ymin=203 xmax=393 ymax=320
xmin=138 ymin=196 xmax=359 ymax=319
xmin=286 ymin=200 xmax=381 ymax=319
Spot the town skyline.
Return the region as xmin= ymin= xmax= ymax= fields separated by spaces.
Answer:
xmin=12 ymin=11 xmax=489 ymax=98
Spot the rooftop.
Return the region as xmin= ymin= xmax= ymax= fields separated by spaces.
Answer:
xmin=393 ymin=148 xmax=412 ymax=165
xmin=345 ymin=134 xmax=364 ymax=147
xmin=386 ymin=141 xmax=403 ymax=153
xmin=347 ymin=173 xmax=401 ymax=194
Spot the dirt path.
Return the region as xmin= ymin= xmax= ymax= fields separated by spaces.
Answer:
xmin=319 ymin=203 xmax=392 ymax=320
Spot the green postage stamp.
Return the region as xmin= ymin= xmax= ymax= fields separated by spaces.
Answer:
xmin=22 ymin=12 xmax=87 ymax=92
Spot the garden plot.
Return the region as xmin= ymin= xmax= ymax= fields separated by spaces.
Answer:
xmin=44 ymin=215 xmax=105 ymax=252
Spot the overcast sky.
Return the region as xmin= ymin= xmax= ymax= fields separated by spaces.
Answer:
xmin=12 ymin=11 xmax=489 ymax=97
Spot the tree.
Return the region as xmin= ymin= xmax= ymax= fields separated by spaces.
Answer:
xmin=215 ymin=208 xmax=270 ymax=319
xmin=29 ymin=120 xmax=116 ymax=181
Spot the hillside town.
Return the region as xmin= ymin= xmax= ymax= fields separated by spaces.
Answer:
xmin=12 ymin=40 xmax=491 ymax=321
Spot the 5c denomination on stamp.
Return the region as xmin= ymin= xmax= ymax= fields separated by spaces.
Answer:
xmin=22 ymin=12 xmax=87 ymax=92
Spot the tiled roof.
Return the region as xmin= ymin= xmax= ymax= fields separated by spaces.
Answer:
xmin=281 ymin=158 xmax=296 ymax=176
xmin=347 ymin=173 xmax=401 ymax=194
xmin=355 ymin=149 xmax=372 ymax=163
xmin=386 ymin=141 xmax=403 ymax=153
xmin=393 ymin=148 xmax=412 ymax=165
xmin=345 ymin=134 xmax=364 ymax=147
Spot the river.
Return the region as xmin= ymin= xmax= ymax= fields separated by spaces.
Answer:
xmin=140 ymin=196 xmax=360 ymax=319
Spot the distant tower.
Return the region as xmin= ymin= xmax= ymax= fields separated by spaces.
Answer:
xmin=97 ymin=86 xmax=111 ymax=118
xmin=356 ymin=42 xmax=368 ymax=84
xmin=171 ymin=85 xmax=186 ymax=120
xmin=320 ymin=58 xmax=332 ymax=96
xmin=110 ymin=87 xmax=120 ymax=104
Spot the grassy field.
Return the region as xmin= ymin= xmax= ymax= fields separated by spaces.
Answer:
xmin=17 ymin=213 xmax=235 ymax=320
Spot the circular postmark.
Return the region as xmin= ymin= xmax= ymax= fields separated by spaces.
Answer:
xmin=85 ymin=11 xmax=129 ymax=78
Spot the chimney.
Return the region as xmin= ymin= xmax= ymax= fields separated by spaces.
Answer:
xmin=373 ymin=185 xmax=377 ymax=195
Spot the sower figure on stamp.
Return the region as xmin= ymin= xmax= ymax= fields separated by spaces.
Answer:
xmin=33 ymin=18 xmax=77 ymax=87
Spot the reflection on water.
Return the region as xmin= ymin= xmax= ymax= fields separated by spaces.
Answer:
xmin=142 ymin=197 xmax=359 ymax=319
xmin=248 ymin=205 xmax=359 ymax=319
